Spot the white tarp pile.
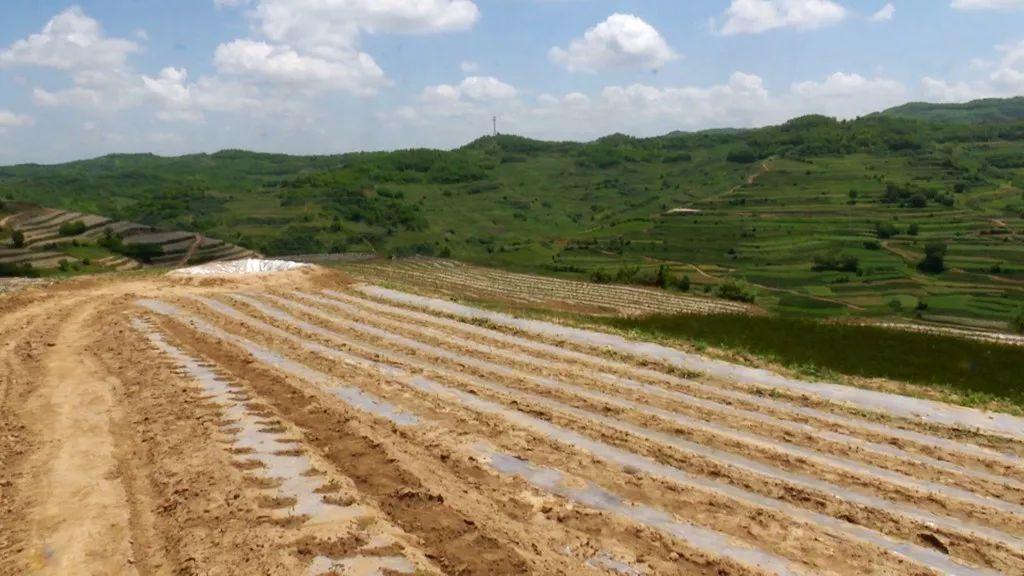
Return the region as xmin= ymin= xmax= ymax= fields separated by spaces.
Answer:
xmin=170 ymin=258 xmax=310 ymax=277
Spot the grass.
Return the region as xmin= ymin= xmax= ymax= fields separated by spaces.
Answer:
xmin=603 ymin=313 xmax=1024 ymax=408
xmin=2 ymin=108 xmax=1023 ymax=326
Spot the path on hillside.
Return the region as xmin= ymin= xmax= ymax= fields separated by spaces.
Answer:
xmin=178 ymin=234 xmax=203 ymax=267
xmin=700 ymin=158 xmax=775 ymax=205
xmin=681 ymin=262 xmax=865 ymax=311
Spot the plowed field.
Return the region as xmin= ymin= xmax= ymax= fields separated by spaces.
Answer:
xmin=2 ymin=267 xmax=1023 ymax=575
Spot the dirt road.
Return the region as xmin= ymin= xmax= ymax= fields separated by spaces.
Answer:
xmin=2 ymin=268 xmax=1024 ymax=575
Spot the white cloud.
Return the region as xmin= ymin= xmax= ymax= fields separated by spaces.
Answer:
xmin=789 ymin=72 xmax=906 ymax=116
xmin=460 ymin=60 xmax=480 ymax=73
xmin=870 ymin=3 xmax=895 ymax=21
xmin=791 ymin=72 xmax=904 ymax=98
xmin=143 ymin=67 xmax=193 ymax=108
xmin=951 ymin=0 xmax=1024 ymax=10
xmin=0 ymin=7 xmax=139 ymax=71
xmin=423 ymin=76 xmax=517 ymax=102
xmin=213 ymin=39 xmax=386 ymax=94
xmin=391 ymin=69 xmax=910 ymax=148
xmin=248 ymin=0 xmax=480 ymax=59
xmin=0 ymin=110 xmax=34 ymax=129
xmin=920 ymin=39 xmax=1024 ymax=102
xmin=718 ymin=0 xmax=847 ymax=36
xmin=550 ymin=13 xmax=678 ymax=73
xmin=205 ymin=0 xmax=480 ymax=100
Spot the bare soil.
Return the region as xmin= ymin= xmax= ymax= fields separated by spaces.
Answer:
xmin=2 ymin=267 xmax=1023 ymax=576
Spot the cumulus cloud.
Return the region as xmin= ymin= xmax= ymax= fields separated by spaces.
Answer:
xmin=247 ymin=0 xmax=479 ymax=59
xmin=870 ymin=3 xmax=895 ymax=21
xmin=0 ymin=7 xmax=139 ymax=71
xmin=718 ymin=0 xmax=848 ymax=35
xmin=391 ymin=69 xmax=904 ymax=148
xmin=597 ymin=73 xmax=770 ymax=126
xmin=951 ymin=0 xmax=1024 ymax=10
xmin=920 ymin=39 xmax=1024 ymax=101
xmin=550 ymin=13 xmax=678 ymax=72
xmin=790 ymin=72 xmax=906 ymax=116
xmin=0 ymin=110 xmax=34 ymax=130
xmin=205 ymin=0 xmax=480 ymax=99
xmin=213 ymin=39 xmax=387 ymax=94
xmin=423 ymin=76 xmax=517 ymax=102
xmin=4 ymin=2 xmax=484 ymax=131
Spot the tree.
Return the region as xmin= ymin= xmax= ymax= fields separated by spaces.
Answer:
xmin=715 ymin=280 xmax=756 ymax=303
xmin=655 ymin=265 xmax=669 ymax=289
xmin=11 ymin=230 xmax=25 ymax=248
xmin=811 ymin=252 xmax=859 ymax=273
xmin=1013 ymin=310 xmax=1024 ymax=334
xmin=874 ymin=221 xmax=899 ymax=239
xmin=59 ymin=220 xmax=87 ymax=236
xmin=590 ymin=268 xmax=611 ymax=284
xmin=917 ymin=241 xmax=947 ymax=274
xmin=439 ymin=245 xmax=452 ymax=258
xmin=677 ymin=274 xmax=691 ymax=292
xmin=907 ymin=223 xmax=919 ymax=236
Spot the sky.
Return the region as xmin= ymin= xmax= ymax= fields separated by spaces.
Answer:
xmin=1 ymin=0 xmax=1023 ymax=164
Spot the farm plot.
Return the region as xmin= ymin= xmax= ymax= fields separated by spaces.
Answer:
xmin=2 ymin=264 xmax=1024 ymax=576
xmin=342 ymin=257 xmax=753 ymax=316
xmin=1 ymin=207 xmax=258 ymax=275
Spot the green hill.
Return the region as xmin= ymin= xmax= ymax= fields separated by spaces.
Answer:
xmin=881 ymin=97 xmax=1024 ymax=123
xmin=2 ymin=103 xmax=1023 ymax=327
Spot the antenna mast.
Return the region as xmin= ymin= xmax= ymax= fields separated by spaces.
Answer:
xmin=492 ymin=115 xmax=497 ymax=137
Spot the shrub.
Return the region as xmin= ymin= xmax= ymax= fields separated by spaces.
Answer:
xmin=654 ymin=265 xmax=670 ymax=289
xmin=1013 ymin=310 xmax=1024 ymax=334
xmin=0 ymin=262 xmax=39 ymax=277
xmin=121 ymin=243 xmax=164 ymax=263
xmin=59 ymin=220 xmax=88 ymax=236
xmin=726 ymin=147 xmax=757 ymax=163
xmin=917 ymin=241 xmax=948 ymax=274
xmin=11 ymin=230 xmax=25 ymax=248
xmin=715 ymin=280 xmax=756 ymax=303
xmin=874 ymin=221 xmax=899 ymax=239
xmin=614 ymin=265 xmax=640 ymax=283
xmin=907 ymin=224 xmax=919 ymax=236
xmin=811 ymin=252 xmax=859 ymax=273
xmin=677 ymin=274 xmax=691 ymax=293
xmin=863 ymin=240 xmax=881 ymax=250
xmin=590 ymin=268 xmax=612 ymax=284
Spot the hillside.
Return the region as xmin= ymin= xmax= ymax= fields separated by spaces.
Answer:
xmin=881 ymin=97 xmax=1024 ymax=123
xmin=0 ymin=203 xmax=256 ymax=276
xmin=1 ymin=104 xmax=1023 ymax=328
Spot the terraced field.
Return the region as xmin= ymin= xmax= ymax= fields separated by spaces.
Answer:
xmin=342 ymin=257 xmax=755 ymax=316
xmin=2 ymin=265 xmax=1024 ymax=575
xmin=0 ymin=206 xmax=256 ymax=273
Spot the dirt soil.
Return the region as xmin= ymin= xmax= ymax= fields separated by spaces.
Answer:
xmin=2 ymin=266 xmax=1024 ymax=576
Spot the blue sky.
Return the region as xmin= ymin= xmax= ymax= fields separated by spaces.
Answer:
xmin=1 ymin=0 xmax=1023 ymax=164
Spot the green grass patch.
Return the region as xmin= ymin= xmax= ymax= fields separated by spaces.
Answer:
xmin=604 ymin=313 xmax=1024 ymax=406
